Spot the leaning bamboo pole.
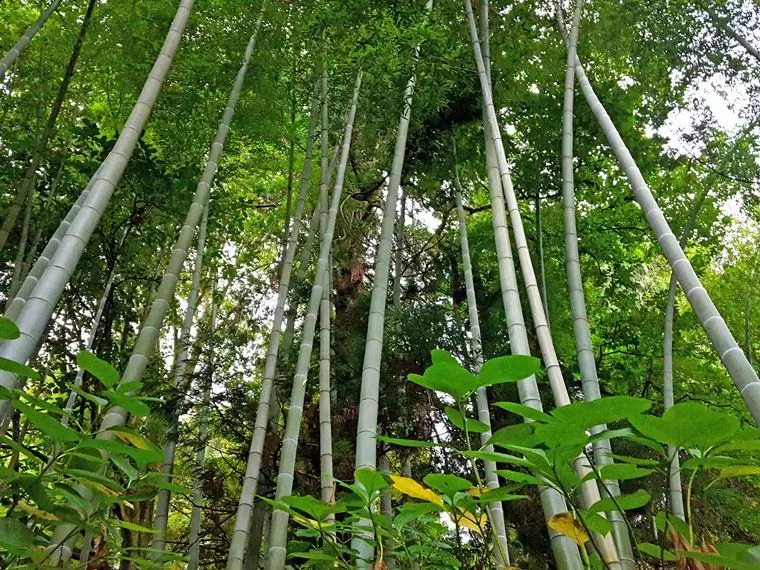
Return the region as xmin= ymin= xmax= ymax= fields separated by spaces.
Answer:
xmin=45 ymin=7 xmax=264 ymax=560
xmin=265 ymin=69 xmax=363 ymax=570
xmin=0 ymin=0 xmax=63 ymax=80
xmin=0 ymin=0 xmax=195 ymax=430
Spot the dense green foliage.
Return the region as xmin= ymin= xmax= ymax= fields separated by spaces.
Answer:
xmin=0 ymin=0 xmax=759 ymax=568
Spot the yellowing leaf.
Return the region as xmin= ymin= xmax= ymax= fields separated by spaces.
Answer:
xmin=17 ymin=501 xmax=58 ymax=521
xmin=453 ymin=508 xmax=487 ymax=534
xmin=548 ymin=513 xmax=589 ymax=545
xmin=292 ymin=513 xmax=320 ymax=529
xmin=467 ymin=486 xmax=483 ymax=497
xmin=112 ymin=430 xmax=153 ymax=451
xmin=389 ymin=474 xmax=443 ymax=505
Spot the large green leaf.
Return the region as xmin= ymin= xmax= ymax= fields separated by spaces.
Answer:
xmin=478 ymin=355 xmax=540 ymax=385
xmin=13 ymin=401 xmax=79 ymax=442
xmin=102 ymin=391 xmax=150 ymax=417
xmin=74 ymin=438 xmax=163 ymax=468
xmin=630 ymin=401 xmax=741 ymax=449
xmin=0 ymin=357 xmax=41 ymax=380
xmin=493 ymin=401 xmax=552 ymax=423
xmin=551 ymin=396 xmax=651 ymax=429
xmin=354 ymin=467 xmax=388 ymax=497
xmin=430 ymin=349 xmax=458 ymax=365
xmin=487 ymin=423 xmax=537 ymax=448
xmin=77 ymin=351 xmax=120 ymax=388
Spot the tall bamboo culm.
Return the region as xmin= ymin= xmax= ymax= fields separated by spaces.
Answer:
xmin=151 ymin=203 xmax=210 ymax=556
xmin=475 ymin=1 xmax=582 ymax=567
xmin=0 ymin=0 xmax=196 ymax=430
xmin=45 ymin=6 xmax=264 ymax=559
xmin=467 ymin=1 xmax=621 ymax=566
xmin=352 ymin=5 xmax=432 ymax=565
xmin=562 ymin=14 xmax=760 ymax=424
xmin=0 ymin=0 xmax=63 ymax=80
xmin=453 ymin=181 xmax=510 ymax=566
xmin=558 ymin=0 xmax=634 ymax=565
xmin=188 ymin=281 xmax=218 ymax=570
xmin=265 ymin=69 xmax=363 ymax=570
xmin=223 ymin=73 xmax=321 ymax=570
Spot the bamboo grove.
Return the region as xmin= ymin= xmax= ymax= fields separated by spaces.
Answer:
xmin=1 ymin=0 xmax=760 ymax=568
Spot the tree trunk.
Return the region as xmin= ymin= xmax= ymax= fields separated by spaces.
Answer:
xmin=454 ymin=184 xmax=510 ymax=566
xmin=392 ymin=190 xmax=406 ymax=310
xmin=151 ymin=204 xmax=209 ymax=557
xmin=265 ymin=69 xmax=362 ymax=570
xmin=0 ymin=0 xmax=195 ymax=431
xmin=0 ymin=0 xmax=63 ymax=79
xmin=474 ymin=2 xmax=583 ymax=567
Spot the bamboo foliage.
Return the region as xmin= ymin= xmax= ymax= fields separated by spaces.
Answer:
xmin=0 ymin=0 xmax=63 ymax=80
xmin=0 ymin=0 xmax=196 ymax=429
xmin=558 ymin=0 xmax=634 ymax=565
xmin=45 ymin=7 xmax=264 ymax=559
xmin=562 ymin=9 xmax=760 ymax=425
xmin=265 ymin=69 xmax=363 ymax=570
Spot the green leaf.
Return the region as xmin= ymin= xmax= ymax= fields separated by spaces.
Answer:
xmin=75 ymin=438 xmax=162 ymax=468
xmin=629 ymin=401 xmax=741 ymax=449
xmin=102 ymin=391 xmax=150 ymax=417
xmin=444 ymin=406 xmax=489 ymax=433
xmin=551 ymin=396 xmax=651 ymax=430
xmin=423 ymin=473 xmax=472 ymax=496
xmin=579 ymin=509 xmax=613 ymax=536
xmin=409 ymin=362 xmax=479 ymax=400
xmin=77 ymin=351 xmax=120 ymax=388
xmin=477 ymin=486 xmax=528 ymax=505
xmin=638 ymin=543 xmax=677 ymax=562
xmin=0 ymin=517 xmax=36 ymax=551
xmin=109 ymin=454 xmax=139 ymax=483
xmin=487 ymin=423 xmax=536 ymax=448
xmin=354 ymin=467 xmax=388 ymax=497
xmin=394 ymin=501 xmax=442 ymax=529
xmin=589 ymin=489 xmax=650 ymax=513
xmin=715 ymin=465 xmax=760 ymax=481
xmin=0 ymin=357 xmax=41 ymax=380
xmin=495 ymin=469 xmax=542 ymax=486
xmin=430 ymin=349 xmax=458 ymax=365
xmin=108 ymin=519 xmax=160 ymax=534
xmin=596 ymin=463 xmax=653 ymax=481
xmin=675 ymin=550 xmax=757 ymax=570
xmin=493 ymin=401 xmax=552 ymax=423
xmin=376 ymin=435 xmax=440 ymax=448
xmin=282 ymin=495 xmax=345 ymax=521
xmin=116 ymin=381 xmax=144 ymax=395
xmin=654 ymin=510 xmax=692 ymax=538
xmin=0 ymin=435 xmax=44 ymax=463
xmin=13 ymin=401 xmax=79 ymax=442
xmin=0 ymin=317 xmax=20 ymax=340
xmin=478 ymin=355 xmax=540 ymax=385
xmin=67 ymin=383 xmax=108 ymax=407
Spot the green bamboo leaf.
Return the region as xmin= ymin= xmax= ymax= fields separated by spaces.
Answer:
xmin=77 ymin=351 xmax=120 ymax=388
xmin=13 ymin=401 xmax=79 ymax=442
xmin=108 ymin=518 xmax=160 ymax=534
xmin=0 ymin=357 xmax=40 ymax=380
xmin=638 ymin=543 xmax=677 ymax=562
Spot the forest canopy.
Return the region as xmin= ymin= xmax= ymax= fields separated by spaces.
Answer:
xmin=0 ymin=0 xmax=759 ymax=569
